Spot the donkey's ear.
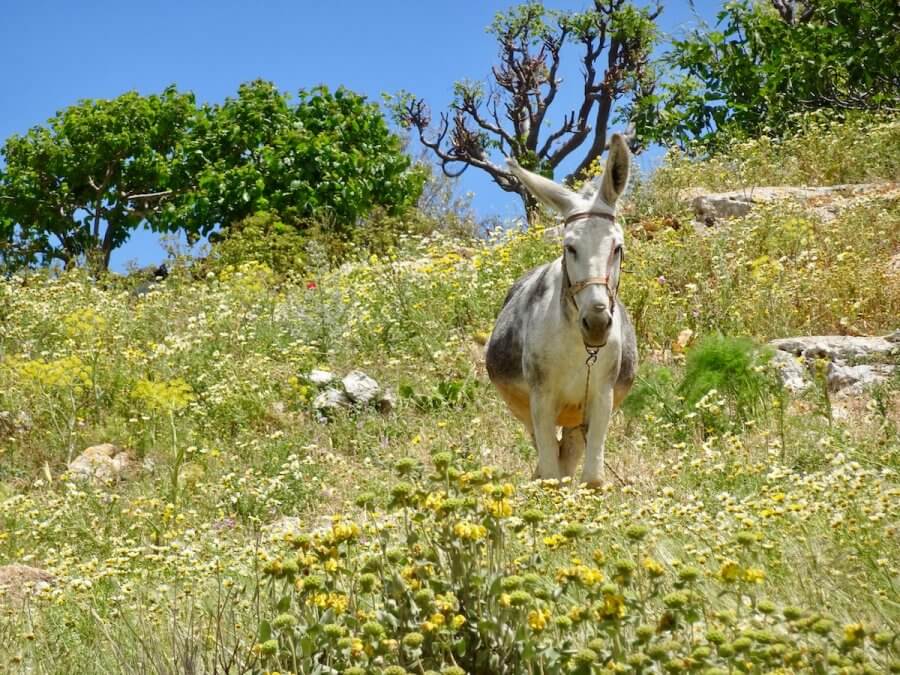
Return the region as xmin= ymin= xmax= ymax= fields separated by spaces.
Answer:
xmin=598 ymin=133 xmax=630 ymax=207
xmin=507 ymin=157 xmax=577 ymax=214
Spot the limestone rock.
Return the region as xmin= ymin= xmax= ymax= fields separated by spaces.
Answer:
xmin=0 ymin=410 xmax=32 ymax=435
xmin=770 ymin=351 xmax=811 ymax=393
xmin=342 ymin=371 xmax=381 ymax=405
xmin=377 ymin=388 xmax=397 ymax=414
xmin=308 ymin=369 xmax=336 ymax=387
xmin=769 ymin=335 xmax=896 ymax=361
xmin=68 ymin=443 xmax=135 ymax=483
xmin=827 ymin=362 xmax=894 ymax=395
xmin=314 ymin=387 xmax=351 ymax=413
xmin=686 ymin=182 xmax=900 ymax=228
xmin=0 ymin=564 xmax=54 ymax=605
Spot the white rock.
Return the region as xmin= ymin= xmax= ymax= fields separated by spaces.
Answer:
xmin=314 ymin=387 xmax=351 ymax=412
xmin=377 ymin=389 xmax=397 ymax=414
xmin=770 ymin=335 xmax=896 ymax=361
xmin=770 ymin=351 xmax=810 ymax=393
xmin=68 ymin=443 xmax=135 ymax=483
xmin=827 ymin=362 xmax=894 ymax=394
xmin=308 ymin=369 xmax=336 ymax=386
xmin=342 ymin=371 xmax=381 ymax=405
xmin=0 ymin=564 xmax=55 ymax=606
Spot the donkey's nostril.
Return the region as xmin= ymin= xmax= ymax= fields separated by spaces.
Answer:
xmin=582 ymin=317 xmax=590 ymax=331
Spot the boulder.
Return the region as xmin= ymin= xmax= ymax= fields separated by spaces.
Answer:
xmin=770 ymin=351 xmax=811 ymax=393
xmin=377 ymin=388 xmax=397 ymax=414
xmin=308 ymin=369 xmax=336 ymax=387
xmin=827 ymin=362 xmax=894 ymax=394
xmin=0 ymin=564 xmax=55 ymax=605
xmin=769 ymin=335 xmax=896 ymax=361
xmin=0 ymin=410 xmax=32 ymax=435
xmin=686 ymin=182 xmax=900 ymax=228
xmin=768 ymin=331 xmax=897 ymax=396
xmin=342 ymin=371 xmax=381 ymax=405
xmin=313 ymin=387 xmax=351 ymax=413
xmin=68 ymin=443 xmax=135 ymax=483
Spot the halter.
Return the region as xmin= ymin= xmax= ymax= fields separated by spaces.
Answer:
xmin=561 ymin=211 xmax=623 ymax=316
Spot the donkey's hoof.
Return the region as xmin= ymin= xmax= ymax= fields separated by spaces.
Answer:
xmin=582 ymin=479 xmax=606 ymax=491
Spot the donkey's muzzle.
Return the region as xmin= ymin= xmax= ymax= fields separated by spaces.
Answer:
xmin=580 ymin=306 xmax=612 ymax=348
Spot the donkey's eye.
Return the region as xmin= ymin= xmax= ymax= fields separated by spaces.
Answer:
xmin=565 ymin=245 xmax=577 ymax=258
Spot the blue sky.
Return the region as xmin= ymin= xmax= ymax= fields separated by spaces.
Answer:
xmin=0 ymin=0 xmax=717 ymax=272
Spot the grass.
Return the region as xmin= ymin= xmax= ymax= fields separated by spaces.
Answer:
xmin=0 ymin=114 xmax=898 ymax=673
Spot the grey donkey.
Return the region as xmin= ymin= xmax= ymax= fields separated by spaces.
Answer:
xmin=485 ymin=133 xmax=637 ymax=487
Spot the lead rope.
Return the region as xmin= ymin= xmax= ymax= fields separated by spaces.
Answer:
xmin=578 ymin=346 xmax=626 ymax=488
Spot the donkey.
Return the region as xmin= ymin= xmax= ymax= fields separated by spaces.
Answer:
xmin=485 ymin=133 xmax=637 ymax=487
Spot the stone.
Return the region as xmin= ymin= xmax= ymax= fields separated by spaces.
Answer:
xmin=769 ymin=335 xmax=896 ymax=361
xmin=308 ymin=369 xmax=336 ymax=387
xmin=770 ymin=351 xmax=811 ymax=393
xmin=0 ymin=410 xmax=32 ymax=435
xmin=827 ymin=362 xmax=893 ymax=395
xmin=68 ymin=443 xmax=135 ymax=483
xmin=0 ymin=564 xmax=54 ymax=605
xmin=342 ymin=371 xmax=381 ymax=405
xmin=313 ymin=387 xmax=351 ymax=413
xmin=686 ymin=182 xmax=900 ymax=228
xmin=377 ymin=388 xmax=397 ymax=414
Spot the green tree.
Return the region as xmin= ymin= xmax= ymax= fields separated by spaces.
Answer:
xmin=638 ymin=0 xmax=900 ymax=150
xmin=166 ymin=80 xmax=425 ymax=245
xmin=0 ymin=87 xmax=196 ymax=271
xmin=393 ymin=0 xmax=659 ymax=219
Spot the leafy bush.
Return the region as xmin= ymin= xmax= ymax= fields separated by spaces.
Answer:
xmin=205 ymin=211 xmax=309 ymax=275
xmin=679 ymin=336 xmax=775 ymax=428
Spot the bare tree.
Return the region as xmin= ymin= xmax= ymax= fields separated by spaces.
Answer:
xmin=393 ymin=0 xmax=660 ymax=219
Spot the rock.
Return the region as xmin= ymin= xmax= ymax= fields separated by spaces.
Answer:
xmin=314 ymin=387 xmax=351 ymax=413
xmin=769 ymin=335 xmax=896 ymax=361
xmin=686 ymin=182 xmax=900 ymax=228
xmin=827 ymin=362 xmax=894 ymax=395
xmin=0 ymin=410 xmax=32 ymax=435
xmin=308 ymin=369 xmax=336 ymax=387
xmin=770 ymin=351 xmax=811 ymax=393
xmin=68 ymin=443 xmax=135 ymax=483
xmin=377 ymin=389 xmax=397 ymax=414
xmin=342 ymin=371 xmax=381 ymax=405
xmin=692 ymin=193 xmax=753 ymax=227
xmin=0 ymin=564 xmax=55 ymax=605
xmin=768 ymin=332 xmax=897 ymax=396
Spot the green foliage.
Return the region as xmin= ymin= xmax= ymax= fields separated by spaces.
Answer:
xmin=167 ymin=81 xmax=425 ymax=243
xmin=205 ymin=211 xmax=308 ymax=275
xmin=679 ymin=336 xmax=775 ymax=426
xmin=399 ymin=378 xmax=477 ymax=412
xmin=0 ymin=86 xmax=196 ymax=271
xmin=638 ymin=0 xmax=900 ymax=150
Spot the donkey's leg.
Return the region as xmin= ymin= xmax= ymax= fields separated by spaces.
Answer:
xmin=559 ymin=427 xmax=585 ymax=479
xmin=581 ymin=383 xmax=614 ymax=488
xmin=530 ymin=391 xmax=562 ymax=480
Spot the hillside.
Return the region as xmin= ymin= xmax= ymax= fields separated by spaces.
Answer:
xmin=1 ymin=116 xmax=898 ymax=674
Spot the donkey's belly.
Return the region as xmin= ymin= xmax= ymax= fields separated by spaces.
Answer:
xmin=495 ymin=382 xmax=585 ymax=428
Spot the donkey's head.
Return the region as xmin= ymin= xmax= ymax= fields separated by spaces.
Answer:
xmin=507 ymin=134 xmax=630 ymax=348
